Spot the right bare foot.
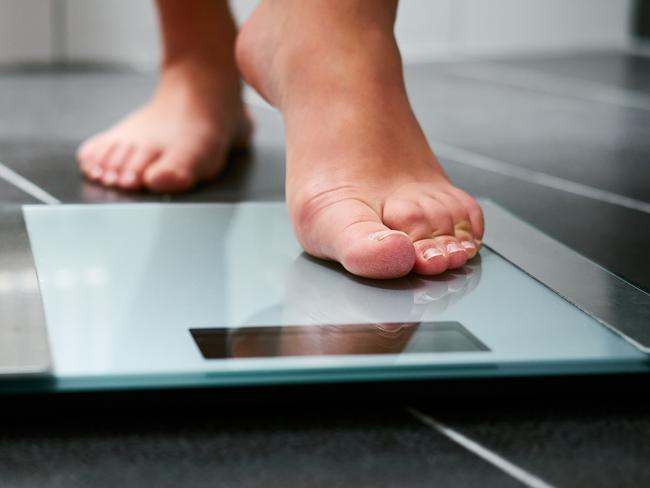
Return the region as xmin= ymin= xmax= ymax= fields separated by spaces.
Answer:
xmin=236 ymin=0 xmax=484 ymax=279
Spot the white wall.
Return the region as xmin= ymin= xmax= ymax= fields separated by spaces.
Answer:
xmin=0 ymin=0 xmax=634 ymax=67
xmin=0 ymin=0 xmax=54 ymax=63
xmin=459 ymin=0 xmax=631 ymax=55
xmin=64 ymin=0 xmax=159 ymax=66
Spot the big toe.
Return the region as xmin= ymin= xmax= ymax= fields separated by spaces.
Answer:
xmin=295 ymin=198 xmax=416 ymax=279
xmin=142 ymin=151 xmax=198 ymax=194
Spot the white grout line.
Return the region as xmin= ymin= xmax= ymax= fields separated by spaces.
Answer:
xmin=0 ymin=161 xmax=60 ymax=205
xmin=431 ymin=141 xmax=650 ymax=215
xmin=444 ymin=62 xmax=650 ymax=112
xmin=408 ymin=408 xmax=557 ymax=488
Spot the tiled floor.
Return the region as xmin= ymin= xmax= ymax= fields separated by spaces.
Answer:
xmin=0 ymin=51 xmax=649 ymax=487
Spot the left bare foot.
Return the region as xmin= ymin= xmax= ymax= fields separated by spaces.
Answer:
xmin=77 ymin=0 xmax=251 ymax=193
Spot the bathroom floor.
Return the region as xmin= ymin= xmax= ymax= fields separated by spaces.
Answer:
xmin=1 ymin=50 xmax=649 ymax=487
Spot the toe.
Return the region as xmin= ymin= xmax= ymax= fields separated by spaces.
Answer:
xmin=77 ymin=134 xmax=104 ymax=165
xmin=340 ymin=222 xmax=416 ymax=279
xmin=432 ymin=235 xmax=468 ymax=269
xmin=85 ymin=140 xmax=117 ymax=182
xmin=447 ymin=187 xmax=485 ymax=248
xmin=77 ymin=135 xmax=110 ymax=180
xmin=102 ymin=144 xmax=133 ymax=187
xmin=142 ymin=149 xmax=197 ymax=193
xmin=117 ymin=147 xmax=160 ymax=190
xmin=412 ymin=239 xmax=449 ymax=275
xmin=295 ymin=197 xmax=416 ymax=279
xmin=385 ymin=195 xmax=463 ymax=275
xmin=426 ymin=191 xmax=480 ymax=259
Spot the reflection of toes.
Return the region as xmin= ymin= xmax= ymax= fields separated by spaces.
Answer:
xmin=446 ymin=272 xmax=470 ymax=293
xmin=412 ymin=277 xmax=451 ymax=302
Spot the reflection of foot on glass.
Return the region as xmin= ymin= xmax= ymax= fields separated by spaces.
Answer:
xmin=78 ymin=0 xmax=484 ymax=280
xmin=229 ymin=253 xmax=482 ymax=358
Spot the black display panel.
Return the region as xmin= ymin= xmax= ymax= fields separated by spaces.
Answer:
xmin=190 ymin=321 xmax=489 ymax=359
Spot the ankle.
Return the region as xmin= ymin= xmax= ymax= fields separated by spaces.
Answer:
xmin=236 ymin=2 xmax=402 ymax=109
xmin=157 ymin=0 xmax=238 ymax=71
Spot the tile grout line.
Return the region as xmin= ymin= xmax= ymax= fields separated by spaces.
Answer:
xmin=442 ymin=61 xmax=650 ymax=112
xmin=431 ymin=142 xmax=650 ymax=215
xmin=244 ymin=92 xmax=650 ymax=215
xmin=407 ymin=408 xmax=557 ymax=488
xmin=0 ymin=161 xmax=60 ymax=205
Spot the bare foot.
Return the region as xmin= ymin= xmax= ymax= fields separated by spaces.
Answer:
xmin=77 ymin=0 xmax=251 ymax=193
xmin=77 ymin=59 xmax=251 ymax=193
xmin=236 ymin=0 xmax=484 ymax=279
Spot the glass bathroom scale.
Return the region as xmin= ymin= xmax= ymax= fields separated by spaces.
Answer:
xmin=0 ymin=200 xmax=648 ymax=393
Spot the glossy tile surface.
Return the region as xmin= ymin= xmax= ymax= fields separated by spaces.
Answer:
xmin=496 ymin=52 xmax=650 ymax=94
xmin=406 ymin=63 xmax=650 ymax=203
xmin=0 ymin=176 xmax=37 ymax=203
xmin=423 ymin=395 xmax=650 ymax=488
xmin=0 ymin=405 xmax=521 ymax=488
xmin=0 ymin=51 xmax=649 ymax=487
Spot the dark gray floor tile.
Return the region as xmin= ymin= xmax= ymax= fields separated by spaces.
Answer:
xmin=0 ymin=136 xmax=285 ymax=203
xmin=0 ymin=68 xmax=155 ymax=142
xmin=405 ymin=64 xmax=650 ymax=204
xmin=419 ymin=397 xmax=650 ymax=488
xmin=441 ymin=158 xmax=650 ymax=293
xmin=0 ymin=406 xmax=521 ymax=488
xmin=496 ymin=51 xmax=650 ymax=94
xmin=2 ymin=63 xmax=649 ymax=204
xmin=0 ymin=176 xmax=38 ymax=203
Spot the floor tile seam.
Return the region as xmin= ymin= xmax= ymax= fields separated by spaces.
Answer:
xmin=442 ymin=61 xmax=650 ymax=112
xmin=407 ymin=407 xmax=558 ymax=488
xmin=0 ymin=161 xmax=59 ymax=205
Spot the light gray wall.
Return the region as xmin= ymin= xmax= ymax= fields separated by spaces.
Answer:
xmin=0 ymin=0 xmax=634 ymax=66
xmin=0 ymin=1 xmax=54 ymax=63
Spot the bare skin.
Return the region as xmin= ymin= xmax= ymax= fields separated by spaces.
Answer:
xmin=77 ymin=0 xmax=251 ymax=193
xmin=78 ymin=0 xmax=484 ymax=279
xmin=235 ymin=0 xmax=484 ymax=278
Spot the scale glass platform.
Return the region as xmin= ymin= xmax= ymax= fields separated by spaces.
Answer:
xmin=1 ymin=200 xmax=648 ymax=393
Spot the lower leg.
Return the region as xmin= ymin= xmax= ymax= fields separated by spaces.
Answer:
xmin=236 ymin=0 xmax=483 ymax=278
xmin=78 ymin=0 xmax=251 ymax=193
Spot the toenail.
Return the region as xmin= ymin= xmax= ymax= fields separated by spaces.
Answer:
xmin=103 ymin=170 xmax=118 ymax=185
xmin=90 ymin=166 xmax=103 ymax=179
xmin=446 ymin=242 xmax=465 ymax=254
xmin=121 ymin=171 xmax=136 ymax=184
xmin=461 ymin=241 xmax=476 ymax=251
xmin=423 ymin=248 xmax=444 ymax=260
xmin=368 ymin=230 xmax=409 ymax=241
